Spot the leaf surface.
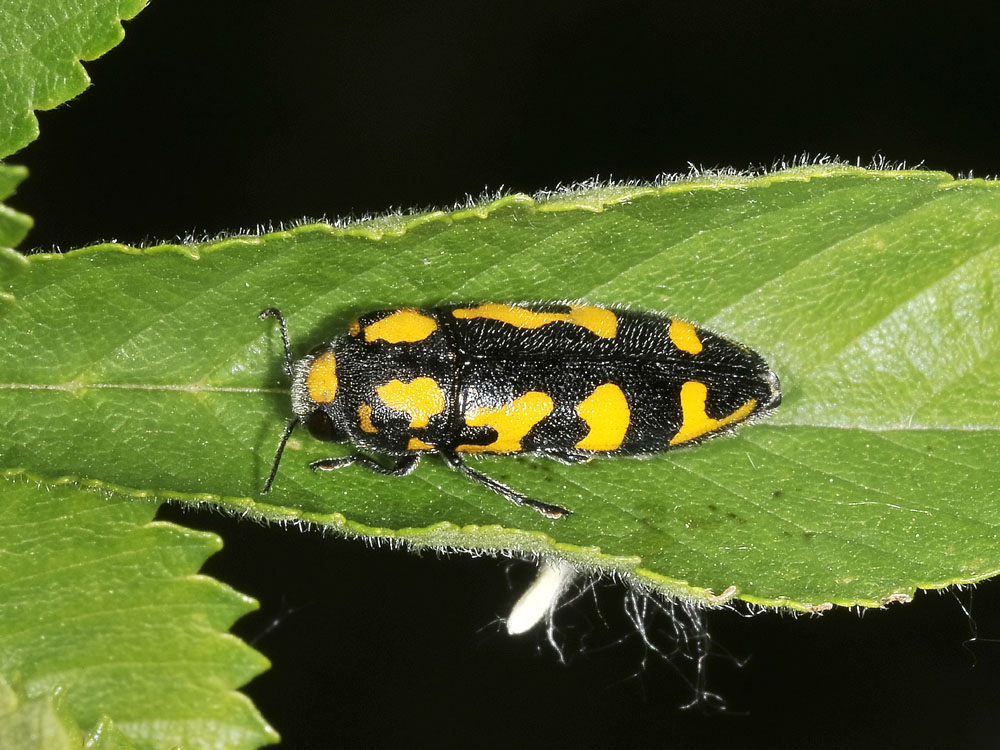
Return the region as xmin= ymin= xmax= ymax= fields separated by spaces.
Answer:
xmin=0 ymin=472 xmax=277 ymax=749
xmin=0 ymin=166 xmax=32 ymax=303
xmin=1 ymin=164 xmax=997 ymax=611
xmin=0 ymin=673 xmax=139 ymax=749
xmin=0 ymin=0 xmax=147 ymax=159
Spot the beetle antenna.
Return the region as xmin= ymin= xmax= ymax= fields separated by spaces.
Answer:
xmin=259 ymin=307 xmax=295 ymax=379
xmin=262 ymin=417 xmax=300 ymax=494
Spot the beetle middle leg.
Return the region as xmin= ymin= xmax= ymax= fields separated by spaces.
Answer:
xmin=438 ymin=450 xmax=572 ymax=520
xmin=543 ymin=449 xmax=593 ymax=466
xmin=311 ymin=453 xmax=420 ymax=477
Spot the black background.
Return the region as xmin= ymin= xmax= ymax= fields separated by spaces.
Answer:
xmin=13 ymin=2 xmax=1000 ymax=748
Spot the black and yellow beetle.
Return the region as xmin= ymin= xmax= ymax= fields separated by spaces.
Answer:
xmin=260 ymin=303 xmax=781 ymax=519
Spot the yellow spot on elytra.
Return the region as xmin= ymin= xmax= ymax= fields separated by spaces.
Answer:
xmin=574 ymin=383 xmax=631 ymax=451
xmin=306 ymin=352 xmax=338 ymax=403
xmin=452 ymin=303 xmax=618 ymax=338
xmin=358 ymin=404 xmax=378 ymax=433
xmin=364 ymin=309 xmax=438 ymax=343
xmin=670 ymin=381 xmax=757 ymax=445
xmin=457 ymin=391 xmax=554 ymax=453
xmin=669 ymin=318 xmax=703 ymax=354
xmin=566 ymin=305 xmax=618 ymax=338
xmin=408 ymin=437 xmax=435 ymax=451
xmin=375 ymin=377 xmax=446 ymax=428
xmin=348 ymin=319 xmax=361 ymax=336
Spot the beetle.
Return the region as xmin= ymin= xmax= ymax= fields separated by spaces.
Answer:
xmin=259 ymin=303 xmax=781 ymax=519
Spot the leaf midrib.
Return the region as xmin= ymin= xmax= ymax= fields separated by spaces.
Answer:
xmin=0 ymin=382 xmax=284 ymax=393
xmin=3 ymin=376 xmax=996 ymax=434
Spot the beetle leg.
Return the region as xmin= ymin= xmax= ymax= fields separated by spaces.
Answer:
xmin=543 ymin=449 xmax=593 ymax=466
xmin=311 ymin=453 xmax=420 ymax=477
xmin=439 ymin=451 xmax=572 ymax=519
xmin=261 ymin=416 xmax=301 ymax=494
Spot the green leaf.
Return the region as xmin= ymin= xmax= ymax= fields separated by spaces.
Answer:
xmin=0 ymin=673 xmax=138 ymax=750
xmin=0 ymin=0 xmax=148 ymax=160
xmin=0 ymin=165 xmax=32 ymax=249
xmin=0 ymin=165 xmax=32 ymax=303
xmin=82 ymin=719 xmax=138 ymax=750
xmin=0 ymin=472 xmax=277 ymax=749
xmin=0 ymin=673 xmax=85 ymax=750
xmin=1 ymin=164 xmax=997 ymax=612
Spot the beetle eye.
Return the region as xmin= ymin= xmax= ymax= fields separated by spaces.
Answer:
xmin=304 ymin=409 xmax=345 ymax=443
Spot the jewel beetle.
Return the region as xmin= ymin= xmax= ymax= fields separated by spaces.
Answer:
xmin=259 ymin=303 xmax=781 ymax=519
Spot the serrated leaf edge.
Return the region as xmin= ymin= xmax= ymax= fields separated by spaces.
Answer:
xmin=9 ymin=467 xmax=985 ymax=613
xmin=22 ymin=165 xmax=986 ymax=262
